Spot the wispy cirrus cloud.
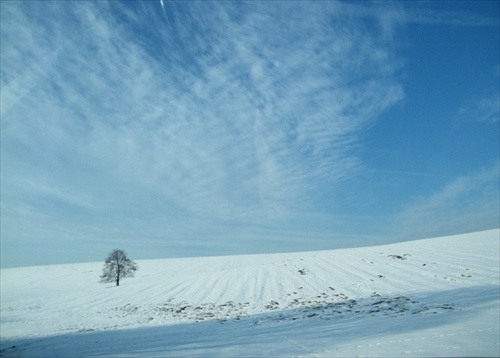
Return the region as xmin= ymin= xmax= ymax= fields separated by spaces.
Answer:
xmin=458 ymin=93 xmax=500 ymax=124
xmin=399 ymin=2 xmax=500 ymax=27
xmin=1 ymin=1 xmax=405 ymax=264
xmin=393 ymin=161 xmax=500 ymax=240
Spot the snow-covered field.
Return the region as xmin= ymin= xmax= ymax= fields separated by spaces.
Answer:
xmin=1 ymin=229 xmax=499 ymax=357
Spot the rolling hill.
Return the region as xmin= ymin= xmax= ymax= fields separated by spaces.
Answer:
xmin=1 ymin=229 xmax=499 ymax=357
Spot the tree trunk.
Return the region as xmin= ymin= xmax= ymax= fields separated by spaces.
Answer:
xmin=116 ymin=261 xmax=120 ymax=286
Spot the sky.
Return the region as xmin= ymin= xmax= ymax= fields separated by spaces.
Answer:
xmin=1 ymin=1 xmax=499 ymax=268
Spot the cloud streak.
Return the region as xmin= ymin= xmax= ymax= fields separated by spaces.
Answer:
xmin=458 ymin=93 xmax=500 ymax=124
xmin=393 ymin=161 xmax=500 ymax=239
xmin=1 ymin=2 xmax=402 ymax=215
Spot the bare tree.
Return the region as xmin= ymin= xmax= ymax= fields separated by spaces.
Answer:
xmin=100 ymin=249 xmax=138 ymax=286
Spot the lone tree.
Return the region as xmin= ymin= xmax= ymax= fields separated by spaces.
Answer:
xmin=100 ymin=249 xmax=138 ymax=286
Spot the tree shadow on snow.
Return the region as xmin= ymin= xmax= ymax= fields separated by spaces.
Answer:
xmin=1 ymin=284 xmax=498 ymax=358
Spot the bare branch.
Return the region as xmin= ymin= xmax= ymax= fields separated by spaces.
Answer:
xmin=100 ymin=249 xmax=138 ymax=286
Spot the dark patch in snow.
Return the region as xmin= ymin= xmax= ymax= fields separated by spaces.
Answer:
xmin=388 ymin=254 xmax=411 ymax=260
xmin=102 ymin=291 xmax=458 ymax=327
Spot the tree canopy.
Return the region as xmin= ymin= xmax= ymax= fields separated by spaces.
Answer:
xmin=100 ymin=249 xmax=138 ymax=286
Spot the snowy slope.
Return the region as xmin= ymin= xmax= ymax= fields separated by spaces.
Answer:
xmin=1 ymin=229 xmax=499 ymax=357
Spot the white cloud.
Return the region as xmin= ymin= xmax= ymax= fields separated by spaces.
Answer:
xmin=1 ymin=1 xmax=405 ymax=258
xmin=458 ymin=94 xmax=500 ymax=124
xmin=403 ymin=6 xmax=500 ymax=27
xmin=394 ymin=162 xmax=500 ymax=239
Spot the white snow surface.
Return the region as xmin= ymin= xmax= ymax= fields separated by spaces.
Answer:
xmin=1 ymin=229 xmax=499 ymax=357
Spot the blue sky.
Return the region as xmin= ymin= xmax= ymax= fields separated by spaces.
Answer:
xmin=1 ymin=1 xmax=498 ymax=268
